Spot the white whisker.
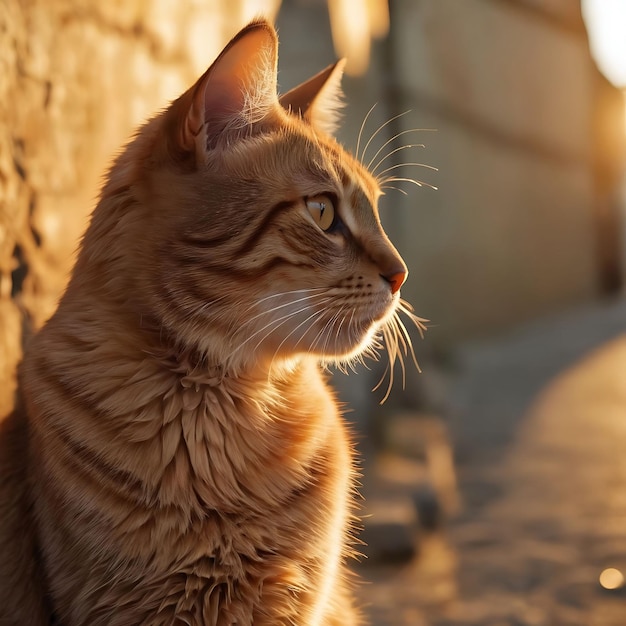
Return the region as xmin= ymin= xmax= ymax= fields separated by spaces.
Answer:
xmin=241 ymin=291 xmax=330 ymax=327
xmin=269 ymin=307 xmax=325 ymax=368
xmin=367 ymin=130 xmax=426 ymax=171
xmin=375 ymin=162 xmax=439 ymax=179
xmin=194 ymin=293 xmax=232 ymax=316
xmin=254 ymin=287 xmax=327 ymax=307
xmin=356 ymin=103 xmax=378 ymax=162
xmin=223 ymin=291 xmax=328 ymax=338
xmin=379 ymin=176 xmax=438 ymax=192
xmin=381 ymin=185 xmax=408 ymax=196
xmin=372 ymin=300 xmax=429 ymax=403
xmin=360 ymin=110 xmax=412 ymax=164
xmin=229 ymin=298 xmax=331 ymax=360
xmin=370 ymin=143 xmax=424 ymax=176
xmin=316 ymin=308 xmax=345 ymax=355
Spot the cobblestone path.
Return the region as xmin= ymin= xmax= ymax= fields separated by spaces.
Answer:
xmin=358 ymin=299 xmax=626 ymax=625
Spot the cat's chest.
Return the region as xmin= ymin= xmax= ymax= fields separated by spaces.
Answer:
xmin=144 ymin=374 xmax=336 ymax=511
xmin=125 ymin=414 xmax=342 ymax=556
xmin=106 ymin=444 xmax=345 ymax=626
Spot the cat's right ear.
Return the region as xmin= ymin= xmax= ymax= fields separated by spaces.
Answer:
xmin=279 ymin=60 xmax=346 ymax=136
xmin=173 ymin=19 xmax=279 ymax=157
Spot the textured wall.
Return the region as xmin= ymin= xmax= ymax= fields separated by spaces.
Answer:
xmin=0 ymin=0 xmax=280 ymax=413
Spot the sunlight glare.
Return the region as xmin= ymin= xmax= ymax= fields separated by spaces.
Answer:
xmin=582 ymin=0 xmax=626 ymax=88
xmin=327 ymin=0 xmax=389 ymax=76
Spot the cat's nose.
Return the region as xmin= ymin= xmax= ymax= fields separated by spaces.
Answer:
xmin=381 ymin=268 xmax=407 ymax=294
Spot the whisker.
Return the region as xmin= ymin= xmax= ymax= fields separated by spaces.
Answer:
xmin=323 ymin=309 xmax=346 ymax=355
xmin=194 ymin=289 xmax=328 ymax=339
xmin=329 ymin=306 xmax=357 ymax=374
xmin=375 ymin=162 xmax=439 ymax=179
xmin=397 ymin=315 xmax=420 ymax=373
xmin=372 ymin=301 xmax=429 ymax=403
xmin=254 ymin=287 xmax=327 ymax=307
xmin=240 ymin=291 xmax=330 ymax=327
xmin=190 ymin=292 xmax=232 ymax=317
xmin=356 ymin=103 xmax=378 ymax=162
xmin=370 ymin=143 xmax=424 ymax=176
xmin=381 ymin=185 xmax=408 ymax=196
xmin=227 ymin=291 xmax=330 ymax=335
xmin=373 ymin=325 xmax=394 ymax=403
xmin=397 ymin=300 xmax=428 ymax=371
xmin=391 ymin=315 xmax=407 ymax=388
xmin=360 ymin=110 xmax=412 ymax=164
xmin=367 ymin=128 xmax=428 ymax=171
xmin=398 ymin=298 xmax=429 ymax=334
xmin=250 ymin=307 xmax=320 ymax=366
xmin=269 ymin=307 xmax=325 ymax=368
xmin=321 ymin=307 xmax=350 ymax=371
xmin=379 ymin=176 xmax=438 ymax=192
xmin=331 ymin=309 xmax=349 ymax=354
xmin=311 ymin=308 xmax=342 ymax=354
xmin=230 ymin=298 xmax=332 ymax=358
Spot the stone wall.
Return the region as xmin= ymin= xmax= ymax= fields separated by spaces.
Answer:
xmin=0 ymin=0 xmax=279 ymax=413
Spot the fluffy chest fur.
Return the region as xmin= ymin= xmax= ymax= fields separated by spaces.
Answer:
xmin=23 ymin=331 xmax=354 ymax=625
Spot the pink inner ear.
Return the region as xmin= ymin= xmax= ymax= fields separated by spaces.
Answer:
xmin=188 ymin=25 xmax=279 ymax=144
xmin=202 ymin=81 xmax=245 ymax=122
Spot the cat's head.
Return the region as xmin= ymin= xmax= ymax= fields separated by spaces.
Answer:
xmin=81 ymin=19 xmax=423 ymax=381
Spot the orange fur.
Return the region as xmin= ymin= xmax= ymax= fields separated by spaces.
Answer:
xmin=0 ymin=19 xmax=413 ymax=625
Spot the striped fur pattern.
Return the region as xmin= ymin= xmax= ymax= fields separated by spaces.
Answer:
xmin=0 ymin=19 xmax=418 ymax=625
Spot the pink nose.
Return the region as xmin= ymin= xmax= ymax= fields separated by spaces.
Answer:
xmin=383 ymin=270 xmax=407 ymax=295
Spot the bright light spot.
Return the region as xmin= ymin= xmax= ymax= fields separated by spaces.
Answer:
xmin=599 ymin=567 xmax=624 ymax=590
xmin=327 ymin=0 xmax=389 ymax=76
xmin=582 ymin=0 xmax=626 ymax=88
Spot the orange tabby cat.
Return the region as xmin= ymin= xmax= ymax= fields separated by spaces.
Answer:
xmin=0 ymin=19 xmax=420 ymax=625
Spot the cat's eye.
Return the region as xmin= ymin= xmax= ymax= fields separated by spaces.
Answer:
xmin=306 ymin=195 xmax=336 ymax=232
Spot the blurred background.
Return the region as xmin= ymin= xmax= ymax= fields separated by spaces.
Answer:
xmin=2 ymin=0 xmax=626 ymax=624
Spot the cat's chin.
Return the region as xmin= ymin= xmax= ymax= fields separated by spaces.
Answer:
xmin=315 ymin=319 xmax=382 ymax=363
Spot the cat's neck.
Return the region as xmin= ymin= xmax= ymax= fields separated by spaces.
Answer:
xmin=148 ymin=332 xmax=301 ymax=389
xmin=25 ymin=299 xmax=336 ymax=511
xmin=56 ymin=277 xmax=299 ymax=385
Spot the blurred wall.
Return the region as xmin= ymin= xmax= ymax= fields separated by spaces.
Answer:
xmin=384 ymin=0 xmax=624 ymax=346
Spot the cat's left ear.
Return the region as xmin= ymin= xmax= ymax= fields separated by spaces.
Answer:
xmin=179 ymin=19 xmax=279 ymax=155
xmin=279 ymin=60 xmax=346 ymax=136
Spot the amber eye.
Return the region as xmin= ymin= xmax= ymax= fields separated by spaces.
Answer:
xmin=306 ymin=195 xmax=336 ymax=232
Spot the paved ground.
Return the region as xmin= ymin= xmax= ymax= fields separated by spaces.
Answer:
xmin=357 ymin=297 xmax=626 ymax=625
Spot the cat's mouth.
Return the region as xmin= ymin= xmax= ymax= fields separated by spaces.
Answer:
xmin=300 ymin=293 xmax=398 ymax=358
xmin=315 ymin=294 xmax=427 ymax=400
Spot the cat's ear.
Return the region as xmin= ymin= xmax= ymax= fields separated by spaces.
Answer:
xmin=279 ymin=60 xmax=346 ymax=136
xmin=180 ymin=19 xmax=279 ymax=153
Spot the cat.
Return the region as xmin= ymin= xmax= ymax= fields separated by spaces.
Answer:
xmin=0 ymin=18 xmax=424 ymax=626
